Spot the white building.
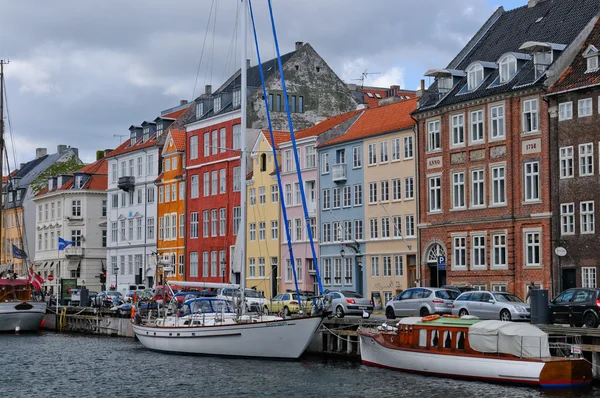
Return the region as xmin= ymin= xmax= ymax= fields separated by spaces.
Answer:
xmin=32 ymin=156 xmax=108 ymax=293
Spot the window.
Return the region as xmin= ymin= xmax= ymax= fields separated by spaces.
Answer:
xmin=249 ymin=223 xmax=256 ymax=241
xmin=306 ymin=145 xmax=316 ymax=169
xmin=470 ymin=110 xmax=484 ymax=144
xmin=491 ymin=166 xmax=506 ymax=205
xmin=165 ymin=185 xmax=170 ymax=203
xmin=258 ymin=186 xmax=266 ymax=205
xmin=344 ymin=258 xmax=353 ymax=284
xmin=219 ymin=169 xmax=226 ymax=193
xmin=202 ymin=172 xmax=209 ymax=197
xmin=71 ymin=230 xmax=82 ymax=247
xmin=371 ymin=256 xmax=380 ymax=277
xmin=179 ymin=254 xmax=185 ymax=276
xmin=171 ymin=183 xmax=177 ymax=202
xmin=369 ymin=182 xmax=377 ymax=204
xmin=333 ymin=187 xmax=340 ymax=208
xmin=428 ymin=176 xmax=441 ymax=212
xmin=298 ymin=96 xmax=304 ymax=113
xmin=381 ymin=217 xmax=390 ymax=238
xmin=270 ymin=184 xmax=278 ymax=202
xmin=392 ymin=138 xmax=400 ymax=161
xmin=202 ymin=252 xmax=208 ymax=277
xmin=559 ymin=147 xmax=573 ymax=178
xmin=451 ymin=114 xmax=465 ymax=146
xmin=582 ymin=267 xmax=597 ymax=288
xmin=189 ymin=212 xmax=199 ymax=238
xmin=560 ymin=203 xmax=575 ymax=235
xmin=394 ymin=255 xmax=403 ymax=276
xmin=559 ymin=102 xmax=573 ymax=121
xmin=322 ymin=189 xmax=331 ymax=210
xmin=258 ymin=257 xmax=265 ymax=278
xmin=163 ymin=216 xmax=169 ymax=240
xmin=147 ymin=187 xmax=154 ymax=204
xmin=180 ymin=214 xmax=185 ymax=238
xmin=321 ymin=223 xmax=331 ymax=243
xmin=472 ymin=234 xmax=486 ymax=268
xmin=214 ymin=97 xmax=222 ymax=113
xmin=211 ymin=251 xmax=217 ymax=277
xmin=71 ymin=200 xmax=81 ymax=217
xmin=231 ymin=166 xmax=240 ymax=192
xmin=296 ymin=259 xmax=303 ymax=283
xmin=587 ymin=55 xmax=599 ymax=72
xmin=284 ymin=150 xmax=292 ymax=172
xmin=427 ymin=120 xmax=441 ymax=151
xmin=137 ymin=218 xmax=143 ymax=240
xmin=179 ymin=182 xmax=185 ymax=201
xmin=392 ymin=216 xmax=402 ymax=238
xmin=405 ymin=177 xmax=414 ymax=199
xmin=164 ymin=158 xmax=171 ymax=172
xmin=259 ymin=222 xmax=266 ymax=241
xmin=219 ymin=128 xmax=226 ymax=153
xmin=211 ymin=130 xmax=218 ymax=155
xmin=383 ymin=256 xmax=392 ymax=277
xmin=579 ymin=143 xmax=594 ymax=176
xmin=452 ymin=172 xmax=465 ymax=209
xmin=233 ymin=124 xmax=241 ymax=150
xmin=219 ymin=208 xmax=226 ymax=236
xmin=404 ymin=136 xmax=413 ymax=159
xmin=211 ymin=171 xmax=218 ymax=195
xmin=343 ymin=220 xmax=352 ymax=241
xmin=524 ymin=162 xmax=540 ymax=202
xmin=295 ymin=183 xmax=301 ymax=206
xmin=353 ymin=146 xmax=362 ymax=168
xmin=210 ymin=209 xmax=217 ymax=237
xmin=343 ymin=186 xmax=352 ymax=207
xmin=492 ymin=234 xmax=507 ymax=268
xmin=369 ymin=218 xmax=378 ymax=239
xmin=354 ymin=220 xmax=363 ymax=241
xmin=499 ymin=54 xmax=517 ymax=83
xmin=523 ymin=99 xmax=539 ymax=133
xmin=405 ymin=215 xmax=415 ymax=237
xmin=111 ymin=222 xmax=118 ymax=242
xmin=111 ymin=193 xmax=118 ymax=208
xmin=368 ymin=143 xmax=377 ymax=165
xmin=323 ymin=259 xmax=331 ymax=284
xmin=380 ymin=141 xmax=389 ymax=163
xmin=392 ymin=179 xmax=402 ymax=201
xmin=111 ymin=164 xmax=117 ymax=183
xmin=233 ymin=207 xmax=241 ymax=235
xmin=467 ymin=63 xmax=484 ymax=90
xmin=581 ymin=201 xmax=595 ymax=234
xmin=147 ymin=218 xmax=154 ymax=240
xmin=321 ymin=153 xmax=329 ymax=174
xmin=525 ymin=230 xmax=541 ymax=266
xmin=380 ymin=180 xmax=389 ymax=202
xmin=353 ymin=184 xmax=363 ymax=206
xmin=490 ymin=104 xmax=505 ymax=140
xmin=271 ymin=220 xmax=278 ymax=240
xmin=579 ymin=98 xmax=593 ymax=118
xmin=286 ymin=259 xmax=293 ymax=282
xmin=453 ymin=236 xmax=466 ymax=268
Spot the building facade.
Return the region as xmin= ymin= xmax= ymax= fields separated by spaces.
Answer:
xmin=32 ymin=157 xmax=108 ymax=292
xmin=414 ymin=1 xmax=600 ymax=299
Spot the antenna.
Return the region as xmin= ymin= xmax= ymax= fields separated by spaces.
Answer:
xmin=351 ymin=69 xmax=380 ymax=89
xmin=113 ymin=134 xmax=126 ymax=144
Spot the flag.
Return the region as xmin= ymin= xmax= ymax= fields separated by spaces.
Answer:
xmin=58 ymin=237 xmax=75 ymax=251
xmin=28 ymin=267 xmax=43 ymax=290
xmin=11 ymin=244 xmax=27 ymax=259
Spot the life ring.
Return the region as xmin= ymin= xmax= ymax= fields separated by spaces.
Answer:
xmin=443 ymin=314 xmax=459 ymax=318
xmin=422 ymin=314 xmax=440 ymax=322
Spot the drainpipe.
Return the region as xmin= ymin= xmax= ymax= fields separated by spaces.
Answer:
xmin=542 ymin=89 xmax=555 ymax=297
xmin=410 ymin=113 xmax=421 ymax=288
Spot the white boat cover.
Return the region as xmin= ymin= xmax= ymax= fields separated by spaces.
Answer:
xmin=397 ymin=317 xmax=423 ymax=325
xmin=468 ymin=321 xmax=550 ymax=358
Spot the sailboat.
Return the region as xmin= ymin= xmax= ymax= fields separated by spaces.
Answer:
xmin=0 ymin=61 xmax=47 ymax=332
xmin=130 ymin=0 xmax=326 ymax=359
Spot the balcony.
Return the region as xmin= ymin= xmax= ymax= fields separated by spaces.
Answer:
xmin=64 ymin=246 xmax=84 ymax=258
xmin=332 ymin=164 xmax=346 ymax=183
xmin=117 ymin=176 xmax=135 ymax=192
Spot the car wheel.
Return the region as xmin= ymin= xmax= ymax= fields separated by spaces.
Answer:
xmin=500 ymin=309 xmax=511 ymax=321
xmin=459 ymin=309 xmax=469 ymax=317
xmin=420 ymin=307 xmax=429 ymax=317
xmin=283 ymin=306 xmax=290 ymax=317
xmin=386 ymin=307 xmax=396 ymax=320
xmin=336 ymin=306 xmax=345 ymax=318
xmin=584 ymin=313 xmax=599 ymax=328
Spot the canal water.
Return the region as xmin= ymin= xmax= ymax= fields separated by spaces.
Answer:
xmin=1 ymin=332 xmax=599 ymax=398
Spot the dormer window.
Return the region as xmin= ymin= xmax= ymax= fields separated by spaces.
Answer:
xmin=214 ymin=97 xmax=222 ymax=113
xmin=75 ymin=175 xmax=83 ymax=189
xmin=533 ymin=50 xmax=552 ymax=78
xmin=196 ymin=102 xmax=204 ymax=117
xmin=583 ymin=45 xmax=599 ymax=73
xmin=156 ymin=124 xmax=163 ymax=137
xmin=438 ymin=77 xmax=453 ymax=92
xmin=498 ymin=54 xmax=517 ymax=83
xmin=130 ymin=132 xmax=137 ymax=147
xmin=142 ymin=127 xmax=150 ymax=142
xmin=233 ymin=89 xmax=241 ymax=107
xmin=467 ymin=63 xmax=484 ymax=91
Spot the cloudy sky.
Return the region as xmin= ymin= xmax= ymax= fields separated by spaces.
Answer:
xmin=0 ymin=0 xmax=522 ymax=167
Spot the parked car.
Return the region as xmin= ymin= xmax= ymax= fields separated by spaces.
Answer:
xmin=325 ymin=290 xmax=373 ymax=318
xmin=549 ymin=288 xmax=600 ymax=328
xmin=174 ymin=291 xmax=217 ymax=305
xmin=385 ymin=287 xmax=459 ymax=319
xmin=441 ymin=285 xmax=475 ymax=294
xmin=451 ymin=291 xmax=530 ymax=321
xmin=93 ymin=291 xmax=125 ymax=308
xmin=266 ymin=293 xmax=309 ymax=315
xmin=216 ymin=288 xmax=266 ymax=312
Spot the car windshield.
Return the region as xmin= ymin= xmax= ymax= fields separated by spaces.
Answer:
xmin=435 ymin=290 xmax=459 ymax=300
xmin=493 ymin=293 xmax=524 ymax=303
xmin=342 ymin=291 xmax=362 ymax=298
xmin=245 ymin=290 xmax=261 ymax=298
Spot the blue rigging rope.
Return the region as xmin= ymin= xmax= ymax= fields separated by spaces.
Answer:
xmin=248 ymin=0 xmax=303 ymax=306
xmin=266 ymin=0 xmax=324 ymax=294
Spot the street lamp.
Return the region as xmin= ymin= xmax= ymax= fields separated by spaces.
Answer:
xmin=339 ymin=248 xmax=345 ymax=258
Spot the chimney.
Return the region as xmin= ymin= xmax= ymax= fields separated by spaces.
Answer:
xmin=35 ymin=148 xmax=47 ymax=159
xmin=57 ymin=144 xmax=67 ymax=153
xmin=205 ymin=84 xmax=212 ymax=95
xmin=246 ymin=59 xmax=251 ymax=69
xmin=71 ymin=148 xmax=79 ymax=158
xmin=416 ymin=79 xmax=425 ymax=98
xmin=528 ymin=0 xmax=546 ymax=7
xmin=179 ymin=100 xmax=188 ymax=106
xmin=104 ymin=149 xmax=113 ymax=156
xmin=295 ymin=41 xmax=304 ymax=51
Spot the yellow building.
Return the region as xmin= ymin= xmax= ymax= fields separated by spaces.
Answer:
xmin=1 ymin=206 xmax=25 ymax=275
xmin=245 ymin=131 xmax=288 ymax=299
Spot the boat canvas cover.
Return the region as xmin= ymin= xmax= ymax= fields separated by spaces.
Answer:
xmin=468 ymin=321 xmax=550 ymax=358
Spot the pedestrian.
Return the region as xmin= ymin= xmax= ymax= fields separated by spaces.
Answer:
xmin=525 ymin=281 xmax=535 ymax=304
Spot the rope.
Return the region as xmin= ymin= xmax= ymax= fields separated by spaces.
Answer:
xmin=248 ymin=0 xmax=302 ymax=305
xmin=321 ymin=324 xmax=358 ymax=343
xmin=266 ymin=0 xmax=324 ymax=294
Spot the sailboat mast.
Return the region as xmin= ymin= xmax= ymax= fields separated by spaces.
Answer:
xmin=238 ymin=0 xmax=248 ymax=312
xmin=0 ymin=60 xmax=5 ymax=267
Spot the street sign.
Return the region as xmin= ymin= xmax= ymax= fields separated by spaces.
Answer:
xmin=48 ymin=274 xmax=54 ymax=282
xmin=437 ymin=256 xmax=446 ymax=271
xmin=555 ymin=247 xmax=567 ymax=257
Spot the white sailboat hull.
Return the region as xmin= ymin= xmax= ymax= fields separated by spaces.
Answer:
xmin=359 ymin=333 xmax=545 ymax=385
xmin=132 ymin=316 xmax=323 ymax=359
xmin=0 ymin=301 xmax=46 ymax=332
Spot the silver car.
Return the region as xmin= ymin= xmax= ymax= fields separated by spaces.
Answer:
xmin=325 ymin=290 xmax=374 ymax=318
xmin=385 ymin=287 xmax=459 ymax=319
xmin=451 ymin=291 xmax=530 ymax=321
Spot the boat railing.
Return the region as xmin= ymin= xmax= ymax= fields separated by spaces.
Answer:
xmin=548 ymin=334 xmax=584 ymax=359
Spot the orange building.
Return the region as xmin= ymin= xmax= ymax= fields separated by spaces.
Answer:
xmin=156 ymin=129 xmax=186 ymax=283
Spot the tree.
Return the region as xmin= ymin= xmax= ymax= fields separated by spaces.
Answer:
xmin=30 ymin=155 xmax=82 ymax=194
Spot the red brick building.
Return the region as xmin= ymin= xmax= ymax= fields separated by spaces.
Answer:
xmin=413 ymin=0 xmax=600 ymax=300
xmin=547 ymin=18 xmax=600 ymax=293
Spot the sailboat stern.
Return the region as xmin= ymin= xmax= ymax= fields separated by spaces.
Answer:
xmin=539 ymin=359 xmax=593 ymax=388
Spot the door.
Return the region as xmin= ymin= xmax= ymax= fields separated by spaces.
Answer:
xmin=570 ymin=289 xmax=592 ymax=325
xmin=469 ymin=292 xmax=484 ymax=317
xmin=562 ymin=269 xmax=577 ymax=290
xmin=550 ymin=289 xmax=575 ymax=324
xmin=271 ymin=260 xmax=278 ymax=298
xmin=393 ymin=289 xmax=413 ymax=316
xmin=306 ymin=181 xmax=316 ymax=214
xmin=478 ymin=292 xmax=496 ymax=319
xmin=270 ymin=294 xmax=283 ymax=312
xmin=410 ymin=288 xmax=427 ymax=315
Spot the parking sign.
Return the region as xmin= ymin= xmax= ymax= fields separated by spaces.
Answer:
xmin=437 ymin=256 xmax=446 ymax=271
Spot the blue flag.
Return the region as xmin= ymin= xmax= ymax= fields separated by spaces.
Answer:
xmin=12 ymin=244 xmax=27 ymax=259
xmin=58 ymin=237 xmax=75 ymax=251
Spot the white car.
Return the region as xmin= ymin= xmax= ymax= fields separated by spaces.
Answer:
xmin=216 ymin=288 xmax=266 ymax=312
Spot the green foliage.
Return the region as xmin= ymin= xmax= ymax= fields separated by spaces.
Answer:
xmin=96 ymin=150 xmax=104 ymax=160
xmin=30 ymin=155 xmax=82 ymax=194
